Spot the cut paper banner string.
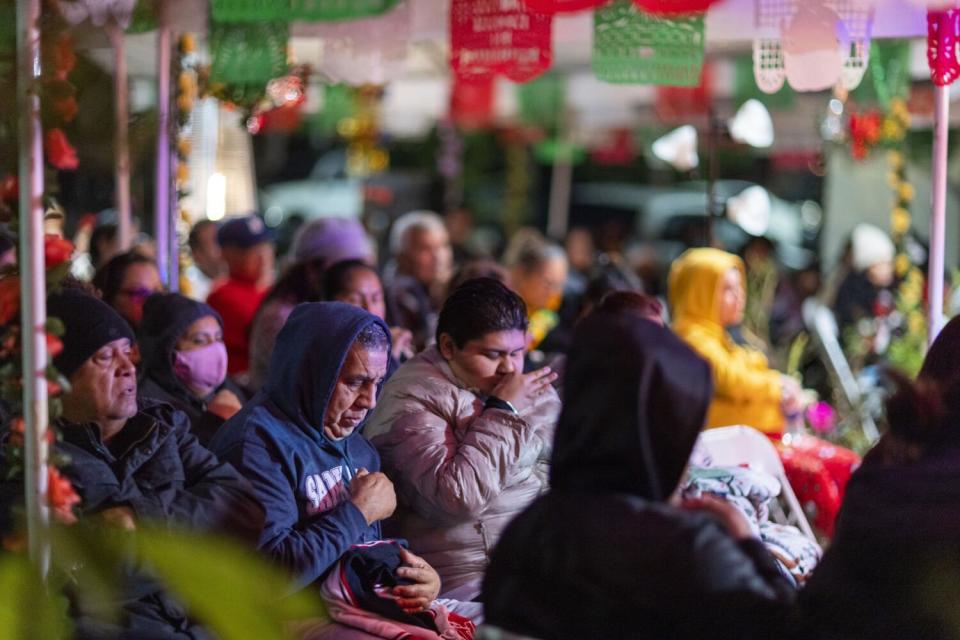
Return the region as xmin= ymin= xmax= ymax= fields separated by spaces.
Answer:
xmin=522 ymin=0 xmax=610 ymax=13
xmin=209 ymin=21 xmax=289 ymax=101
xmin=292 ymin=0 xmax=410 ymax=85
xmin=523 ymin=0 xmax=722 ymax=13
xmin=290 ymin=0 xmax=398 ymax=21
xmin=450 ymin=0 xmax=553 ymax=82
xmin=927 ymin=8 xmax=960 ymax=86
xmin=211 ymin=0 xmax=398 ymax=22
xmin=593 ymin=0 xmax=705 ymax=86
xmin=55 ymin=0 xmax=137 ymax=27
xmin=753 ymin=0 xmax=874 ymax=93
xmin=632 ymin=0 xmax=722 ymax=14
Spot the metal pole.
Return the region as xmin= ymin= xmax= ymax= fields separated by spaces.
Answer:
xmin=169 ymin=153 xmax=180 ymax=292
xmin=16 ymin=0 xmax=50 ymax=573
xmin=106 ymin=21 xmax=132 ymax=251
xmin=929 ymin=84 xmax=950 ymax=346
xmin=154 ymin=2 xmax=172 ymax=286
xmin=707 ymin=109 xmax=720 ymax=248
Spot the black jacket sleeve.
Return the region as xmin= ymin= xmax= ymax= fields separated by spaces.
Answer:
xmin=127 ymin=414 xmax=264 ymax=542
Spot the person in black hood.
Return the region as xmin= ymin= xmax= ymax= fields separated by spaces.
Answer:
xmin=138 ymin=292 xmax=246 ymax=445
xmin=1 ymin=290 xmax=263 ymax=639
xmin=801 ymin=315 xmax=960 ymax=640
xmin=481 ymin=311 xmax=797 ymax=640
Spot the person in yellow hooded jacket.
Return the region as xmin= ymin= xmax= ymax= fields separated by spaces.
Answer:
xmin=669 ymin=247 xmax=860 ymax=537
xmin=669 ymin=247 xmax=803 ymax=434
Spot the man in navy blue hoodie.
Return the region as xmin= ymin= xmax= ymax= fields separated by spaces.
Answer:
xmin=210 ymin=302 xmax=441 ymax=611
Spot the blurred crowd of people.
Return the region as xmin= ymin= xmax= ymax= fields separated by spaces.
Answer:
xmin=1 ymin=206 xmax=958 ymax=640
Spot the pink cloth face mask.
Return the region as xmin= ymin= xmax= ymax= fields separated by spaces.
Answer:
xmin=173 ymin=341 xmax=228 ymax=396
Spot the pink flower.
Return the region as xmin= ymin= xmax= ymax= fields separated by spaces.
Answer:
xmin=806 ymin=401 xmax=837 ymax=434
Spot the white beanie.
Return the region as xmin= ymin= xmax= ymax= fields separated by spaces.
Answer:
xmin=851 ymin=223 xmax=895 ymax=272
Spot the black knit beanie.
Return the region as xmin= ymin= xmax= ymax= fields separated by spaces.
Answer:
xmin=47 ymin=290 xmax=135 ymax=379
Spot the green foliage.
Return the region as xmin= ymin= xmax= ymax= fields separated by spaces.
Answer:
xmin=0 ymin=525 xmax=328 ymax=640
xmin=0 ymin=555 xmax=72 ymax=639
xmin=134 ymin=527 xmax=327 ymax=638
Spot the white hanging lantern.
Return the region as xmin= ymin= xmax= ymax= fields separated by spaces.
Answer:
xmin=652 ymin=125 xmax=700 ymax=172
xmin=292 ymin=1 xmax=411 ymax=86
xmin=727 ymin=186 xmax=772 ymax=237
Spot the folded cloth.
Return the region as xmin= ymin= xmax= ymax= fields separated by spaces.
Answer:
xmin=307 ymin=540 xmax=475 ymax=640
xmin=683 ymin=465 xmax=822 ymax=583
xmin=684 ymin=466 xmax=781 ymax=525
xmin=760 ymin=523 xmax=822 ymax=586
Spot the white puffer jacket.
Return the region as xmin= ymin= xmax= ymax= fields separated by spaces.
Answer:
xmin=364 ymin=347 xmax=561 ymax=598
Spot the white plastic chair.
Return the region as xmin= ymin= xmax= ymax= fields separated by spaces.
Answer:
xmin=697 ymin=425 xmax=817 ymax=542
xmin=802 ymin=297 xmax=880 ymax=442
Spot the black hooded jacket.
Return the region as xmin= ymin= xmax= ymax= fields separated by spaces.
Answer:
xmin=137 ymin=292 xmax=246 ymax=446
xmin=801 ymin=315 xmax=960 ymax=640
xmin=1 ymin=399 xmax=264 ymax=639
xmin=481 ymin=313 xmax=796 ymax=639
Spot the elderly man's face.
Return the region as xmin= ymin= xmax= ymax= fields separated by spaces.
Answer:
xmin=323 ymin=342 xmax=389 ymax=441
xmin=62 ymin=338 xmax=138 ymax=431
xmin=400 ymin=227 xmax=452 ymax=288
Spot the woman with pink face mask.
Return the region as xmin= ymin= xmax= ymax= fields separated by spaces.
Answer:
xmin=137 ymin=292 xmax=246 ymax=445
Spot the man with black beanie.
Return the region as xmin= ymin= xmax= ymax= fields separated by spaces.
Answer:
xmin=6 ymin=289 xmax=263 ymax=638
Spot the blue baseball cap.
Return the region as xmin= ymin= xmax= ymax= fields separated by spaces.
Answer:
xmin=216 ymin=215 xmax=274 ymax=249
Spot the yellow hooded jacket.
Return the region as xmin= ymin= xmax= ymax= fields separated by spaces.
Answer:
xmin=668 ymin=248 xmax=785 ymax=434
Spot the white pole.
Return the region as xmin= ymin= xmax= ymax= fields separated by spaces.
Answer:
xmin=16 ymin=0 xmax=50 ymax=573
xmin=929 ymin=84 xmax=949 ymax=346
xmin=106 ymin=21 xmax=132 ymax=251
xmin=154 ymin=2 xmax=172 ymax=285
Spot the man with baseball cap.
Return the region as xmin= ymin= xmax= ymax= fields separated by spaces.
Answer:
xmin=206 ymin=215 xmax=275 ymax=378
xmin=12 ymin=289 xmax=263 ymax=637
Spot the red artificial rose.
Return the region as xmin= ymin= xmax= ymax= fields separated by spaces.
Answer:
xmin=52 ymin=96 xmax=79 ymax=124
xmin=0 ymin=276 xmax=20 ymax=325
xmin=0 ymin=175 xmax=17 ymax=203
xmin=46 ymin=333 xmax=63 ymax=359
xmin=8 ymin=416 xmax=24 ymax=447
xmin=48 ymin=466 xmax=81 ymax=525
xmin=44 ymin=234 xmax=73 ymax=269
xmin=44 ymin=129 xmax=79 ymax=171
